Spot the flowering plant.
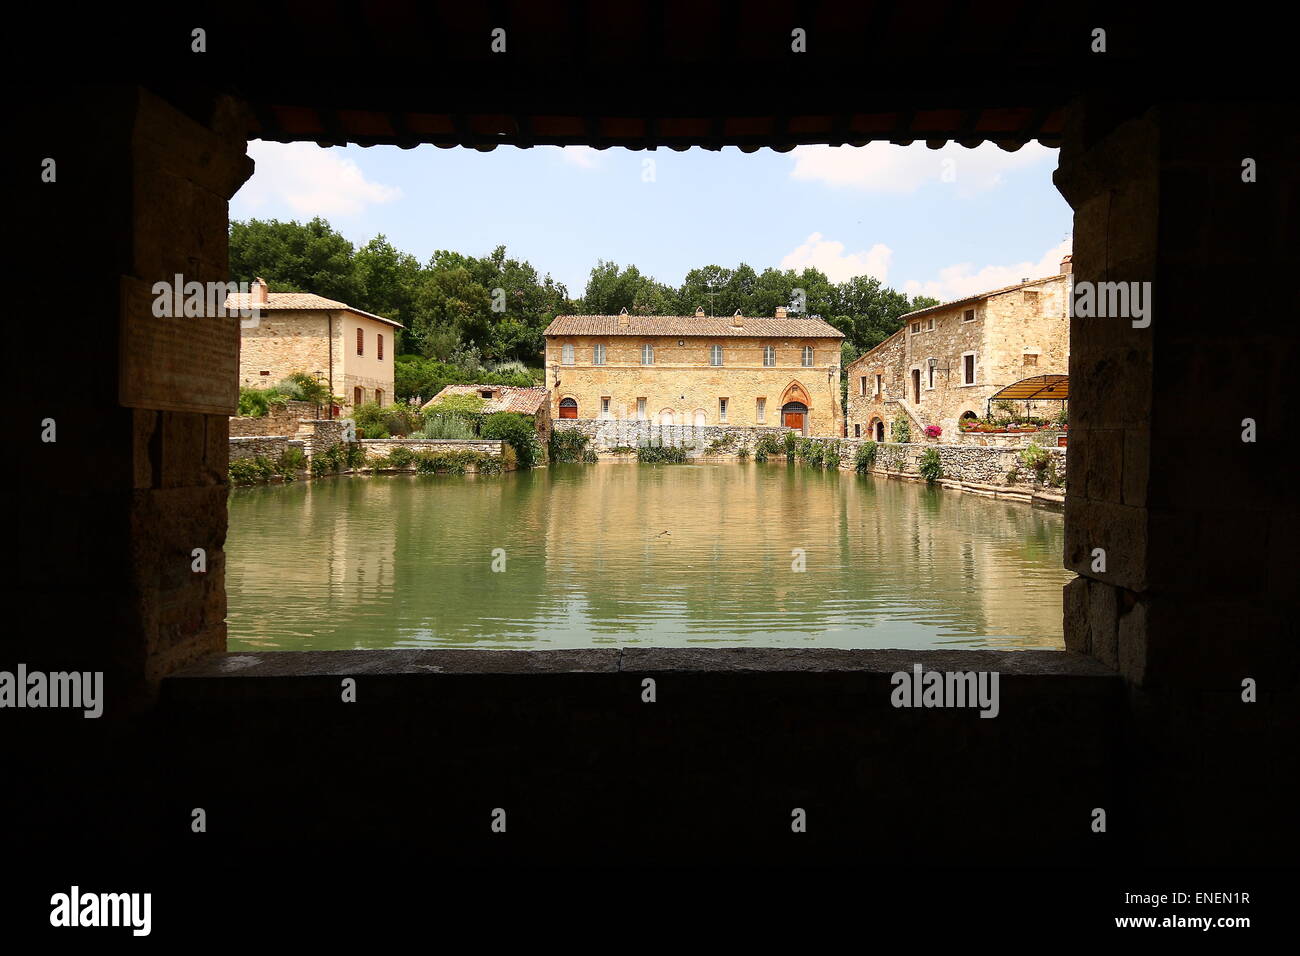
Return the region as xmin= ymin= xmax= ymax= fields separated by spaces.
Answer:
xmin=924 ymin=425 xmax=942 ymax=438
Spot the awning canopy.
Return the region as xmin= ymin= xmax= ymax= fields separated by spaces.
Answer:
xmin=988 ymin=375 xmax=1069 ymax=402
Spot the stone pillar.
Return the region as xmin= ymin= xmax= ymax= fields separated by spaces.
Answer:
xmin=1056 ymin=100 xmax=1298 ymax=861
xmin=17 ymin=87 xmax=253 ymax=711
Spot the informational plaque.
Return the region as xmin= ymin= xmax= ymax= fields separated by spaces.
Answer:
xmin=118 ymin=275 xmax=240 ymax=415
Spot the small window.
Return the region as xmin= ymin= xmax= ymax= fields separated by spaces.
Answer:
xmin=927 ymin=364 xmax=936 ymax=389
xmin=764 ymin=345 xmax=776 ymax=367
xmin=636 ymin=397 xmax=646 ymax=420
xmin=259 ymin=370 xmax=270 ymax=376
xmin=711 ymin=344 xmax=723 ymax=367
xmin=962 ymin=309 xmax=975 ymax=322
xmin=802 ymin=346 xmax=814 ymax=367
xmin=593 ymin=343 xmax=606 ymax=366
xmin=601 ymin=397 xmax=611 ymax=417
xmin=356 ymin=328 xmax=364 ymax=355
xmin=854 ymin=424 xmax=861 ymax=438
xmin=756 ymin=397 xmax=766 ymax=423
xmin=562 ymin=343 xmax=574 ymax=365
xmin=875 ymin=374 xmax=882 ymax=396
xmin=376 ymin=389 xmax=384 ymax=407
xmin=641 ymin=344 xmax=654 ymax=365
xmin=480 ymin=390 xmax=494 ymax=399
xmin=859 ymin=376 xmax=867 ymax=396
xmin=963 ymin=353 xmax=976 ymax=385
xmin=718 ymin=397 xmax=728 ymax=422
xmin=911 ymin=318 xmax=935 ymax=333
xmin=1023 ymin=353 xmax=1039 ymax=367
xmin=378 ymin=334 xmax=384 ymax=360
xmin=353 ymin=386 xmax=363 ymax=405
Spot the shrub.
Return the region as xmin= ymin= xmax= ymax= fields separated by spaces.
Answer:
xmin=822 ymin=441 xmax=842 ymax=469
xmin=919 ymin=448 xmax=944 ymax=484
xmin=1054 ymin=407 xmax=1069 ymax=427
xmin=637 ymin=440 xmax=689 ymax=464
xmin=424 ymin=392 xmax=487 ymax=420
xmin=229 ymin=456 xmax=278 ymax=485
xmin=736 ymin=444 xmax=750 ymax=460
xmin=550 ymin=429 xmax=596 ymax=463
xmin=890 ymin=416 xmax=911 ymax=444
xmin=386 ymin=446 xmax=416 ymax=469
xmin=704 ymin=434 xmax=737 ymax=455
xmin=411 ymin=449 xmax=503 ymax=475
xmin=480 ymin=412 xmax=539 ymax=468
xmin=753 ymin=434 xmax=781 ymax=462
xmin=1019 ymin=441 xmax=1050 ymax=474
xmin=1005 ymin=467 xmax=1020 ymax=485
xmin=855 ymin=441 xmax=878 ymax=472
xmin=276 ymin=446 xmax=305 ymax=478
xmin=783 ymin=431 xmax=798 ymax=460
xmin=415 ymin=414 xmax=478 ymax=440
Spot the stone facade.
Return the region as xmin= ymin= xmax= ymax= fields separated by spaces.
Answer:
xmin=846 ymin=268 xmax=1070 ymax=442
xmin=544 ymin=310 xmax=844 ymax=437
xmin=235 ymin=281 xmax=401 ymax=413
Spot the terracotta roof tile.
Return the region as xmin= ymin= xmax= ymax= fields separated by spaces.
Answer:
xmin=226 ymin=291 xmax=404 ymax=328
xmin=422 ymin=385 xmax=549 ymax=415
xmin=543 ymin=315 xmax=844 ymax=339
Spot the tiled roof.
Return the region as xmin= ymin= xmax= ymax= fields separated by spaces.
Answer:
xmin=422 ymin=385 xmax=549 ymax=415
xmin=543 ymin=315 xmax=844 ymax=339
xmin=226 ymin=291 xmax=404 ymax=328
xmin=899 ymin=273 xmax=1065 ymax=322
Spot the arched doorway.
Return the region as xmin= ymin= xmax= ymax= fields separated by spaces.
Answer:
xmin=558 ymin=397 xmax=578 ymax=419
xmin=657 ymin=408 xmax=676 ymax=426
xmin=870 ymin=417 xmax=885 ymax=442
xmin=782 ymin=401 xmax=809 ymax=434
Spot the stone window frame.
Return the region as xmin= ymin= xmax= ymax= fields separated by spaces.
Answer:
xmin=600 ymin=396 xmax=611 ymax=418
xmin=960 ymin=351 xmax=978 ymax=386
xmin=925 ymin=359 xmax=938 ymax=391
xmin=859 ymin=375 xmax=867 ymax=397
xmin=562 ymin=343 xmax=575 ymax=366
xmin=593 ymin=343 xmax=606 ymax=366
xmin=962 ymin=308 xmax=976 ymax=323
xmin=910 ymin=317 xmax=935 ymax=334
xmin=710 ymin=344 xmax=724 ymax=367
xmin=636 ymin=397 xmax=647 ymax=420
xmin=718 ymin=396 xmax=728 ymax=422
xmin=641 ymin=344 xmax=654 ymax=366
xmin=802 ymin=346 xmax=814 ymax=367
xmin=763 ymin=345 xmax=776 ymax=367
xmin=756 ymin=396 xmax=766 ymax=423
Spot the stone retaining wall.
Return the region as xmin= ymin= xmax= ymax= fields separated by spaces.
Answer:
xmin=359 ymin=438 xmax=505 ymax=460
xmin=554 ymin=418 xmax=793 ymax=453
xmin=949 ymin=429 xmax=1067 ymax=447
xmin=228 ymin=436 xmax=305 ymax=462
xmin=228 ymin=401 xmax=320 ymax=437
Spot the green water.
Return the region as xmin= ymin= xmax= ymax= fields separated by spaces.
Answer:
xmin=226 ymin=463 xmax=1071 ymax=651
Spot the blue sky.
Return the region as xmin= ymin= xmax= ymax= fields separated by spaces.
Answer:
xmin=232 ymin=140 xmax=1072 ymax=304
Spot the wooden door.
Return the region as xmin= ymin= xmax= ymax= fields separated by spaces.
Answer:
xmin=784 ymin=411 xmax=804 ymax=431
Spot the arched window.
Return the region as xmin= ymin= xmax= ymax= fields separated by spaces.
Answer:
xmin=558 ymin=398 xmax=578 ymax=419
xmin=657 ymin=408 xmax=675 ymax=426
xmin=693 ymin=409 xmax=707 ymax=427
xmin=960 ymin=410 xmax=978 ymax=420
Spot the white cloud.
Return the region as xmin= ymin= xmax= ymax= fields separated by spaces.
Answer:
xmin=789 ymin=142 xmax=1056 ymax=196
xmin=902 ymin=238 xmax=1073 ymax=302
xmin=236 ymin=142 xmax=402 ymax=217
xmin=550 ymin=145 xmax=601 ymax=169
xmin=780 ymin=232 xmax=893 ymax=283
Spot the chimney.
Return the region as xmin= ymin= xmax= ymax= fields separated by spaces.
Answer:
xmin=618 ymin=307 xmax=629 ymax=328
xmin=775 ymin=305 xmax=788 ymax=320
xmin=695 ymin=307 xmax=705 ymax=317
xmin=1059 ymin=254 xmax=1072 ymax=275
xmin=731 ymin=309 xmax=744 ymax=329
xmin=251 ymin=277 xmax=269 ymax=305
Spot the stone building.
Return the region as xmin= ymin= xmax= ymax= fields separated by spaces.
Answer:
xmin=421 ymin=384 xmax=553 ymax=447
xmin=542 ymin=308 xmax=845 ymax=436
xmin=845 ymin=257 xmax=1072 ymax=441
xmin=230 ymin=278 xmax=403 ymax=411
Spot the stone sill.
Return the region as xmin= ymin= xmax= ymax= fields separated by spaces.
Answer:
xmin=163 ymin=648 xmax=1116 ymax=702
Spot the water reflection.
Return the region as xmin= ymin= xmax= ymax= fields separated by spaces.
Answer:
xmin=226 ymin=463 xmax=1070 ymax=650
